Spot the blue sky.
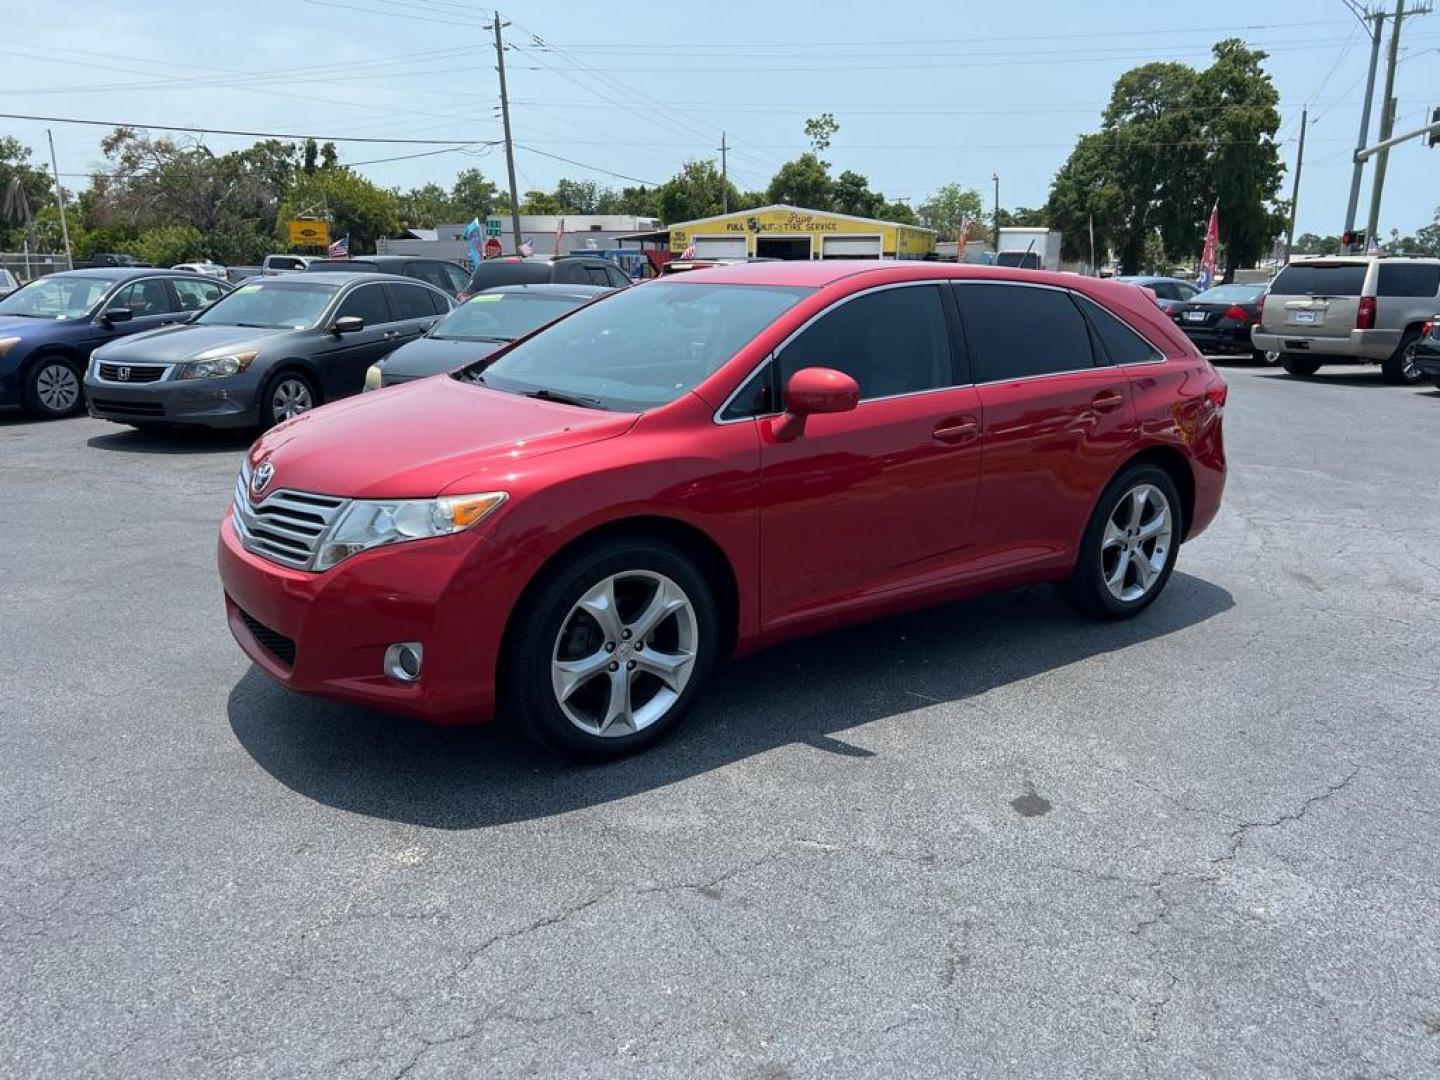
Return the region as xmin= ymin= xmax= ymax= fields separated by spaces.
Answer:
xmin=5 ymin=0 xmax=1438 ymax=239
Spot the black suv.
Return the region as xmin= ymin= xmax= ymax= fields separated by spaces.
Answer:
xmin=463 ymin=255 xmax=632 ymax=297
xmin=304 ymin=255 xmax=470 ymax=297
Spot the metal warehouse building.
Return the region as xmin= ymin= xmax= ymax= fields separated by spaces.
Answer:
xmin=649 ymin=204 xmax=936 ymax=261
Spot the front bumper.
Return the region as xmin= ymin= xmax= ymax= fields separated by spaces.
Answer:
xmin=1250 ymin=326 xmax=1401 ymax=362
xmin=218 ymin=513 xmax=514 ymax=724
xmin=84 ymin=375 xmax=260 ymax=428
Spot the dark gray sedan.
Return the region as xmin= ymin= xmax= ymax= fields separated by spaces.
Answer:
xmin=365 ymin=283 xmax=611 ymax=391
xmin=84 ymin=273 xmax=454 ymax=429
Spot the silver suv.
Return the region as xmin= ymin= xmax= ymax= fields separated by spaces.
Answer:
xmin=1252 ymin=256 xmax=1440 ymax=384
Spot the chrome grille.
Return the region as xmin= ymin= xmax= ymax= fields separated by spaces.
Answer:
xmin=97 ymin=362 xmax=169 ymax=383
xmin=231 ymin=461 xmax=348 ymax=571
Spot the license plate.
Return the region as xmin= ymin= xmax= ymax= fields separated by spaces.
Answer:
xmin=1184 ymin=310 xmax=1207 ymax=322
xmin=1291 ymin=310 xmax=1317 ymax=324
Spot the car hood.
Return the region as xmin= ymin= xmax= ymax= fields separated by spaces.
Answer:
xmin=249 ymin=374 xmax=639 ymax=500
xmin=95 ymin=323 xmax=294 ymax=361
xmin=0 ymin=315 xmax=71 ymax=337
xmin=380 ymin=336 xmax=505 ymax=380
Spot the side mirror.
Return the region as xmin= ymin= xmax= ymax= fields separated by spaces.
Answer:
xmin=775 ymin=366 xmax=860 ymax=440
xmin=102 ymin=307 xmax=133 ymax=325
xmin=330 ymin=315 xmax=364 ymax=335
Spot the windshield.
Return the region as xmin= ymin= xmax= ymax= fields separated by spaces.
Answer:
xmin=196 ymin=280 xmax=338 ymax=329
xmin=435 ymin=292 xmax=589 ymax=341
xmin=468 ymin=282 xmax=810 ymax=411
xmin=1271 ymin=262 xmax=1367 ymax=297
xmin=1194 ymin=284 xmax=1264 ymax=303
xmin=0 ymin=276 xmax=114 ymax=319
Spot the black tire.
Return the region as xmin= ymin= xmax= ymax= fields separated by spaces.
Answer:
xmin=1251 ymin=348 xmax=1281 ymax=366
xmin=1280 ymin=353 xmax=1322 ymax=377
xmin=1062 ymin=463 xmax=1183 ymax=621
xmin=259 ymin=370 xmax=318 ymax=429
xmin=21 ymin=354 xmax=85 ymax=419
xmin=1431 ymin=376 xmax=1440 ymax=390
xmin=502 ymin=536 xmax=718 ymax=759
xmin=1380 ymin=330 xmax=1424 ymax=386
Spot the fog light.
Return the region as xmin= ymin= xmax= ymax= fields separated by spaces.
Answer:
xmin=383 ymin=642 xmax=423 ymax=682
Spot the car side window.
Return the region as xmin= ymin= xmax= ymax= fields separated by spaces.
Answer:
xmin=335 ymin=283 xmax=393 ymax=326
xmin=391 ymin=283 xmax=439 ymax=320
xmin=426 ymin=287 xmax=452 ymax=316
xmin=1377 ymin=263 xmax=1440 ymax=298
xmin=408 ymin=262 xmax=450 ymax=292
xmin=172 ymin=277 xmax=225 ymax=311
xmin=607 ymin=265 xmax=631 ymax=288
xmin=112 ymin=279 xmax=177 ymax=317
xmin=442 ymin=264 xmax=469 ymax=294
xmin=953 ymin=283 xmax=1096 ymax=381
xmin=1177 ymin=282 xmax=1200 ymax=300
xmin=552 ymin=261 xmax=586 ymax=285
xmin=1074 ymin=295 xmax=1163 ymax=365
xmin=777 ymin=284 xmax=955 ymax=400
xmin=585 ymin=266 xmax=611 ymax=287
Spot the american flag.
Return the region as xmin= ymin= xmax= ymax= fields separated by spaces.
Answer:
xmin=680 ymin=241 xmax=696 ymax=259
xmin=327 ymin=234 xmax=350 ymax=259
xmin=518 ymin=240 xmax=534 ymax=257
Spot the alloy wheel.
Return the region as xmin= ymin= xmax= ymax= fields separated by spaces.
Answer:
xmin=36 ymin=362 xmax=80 ymax=414
xmin=551 ymin=570 xmax=698 ymax=738
xmin=272 ymin=377 xmax=314 ymax=421
xmin=1263 ymin=350 xmax=1281 ymax=366
xmin=1401 ymin=341 xmax=1421 ymax=382
xmin=1100 ymin=483 xmax=1173 ymax=603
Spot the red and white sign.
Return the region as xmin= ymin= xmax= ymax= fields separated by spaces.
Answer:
xmin=484 ymin=237 xmax=502 ymax=259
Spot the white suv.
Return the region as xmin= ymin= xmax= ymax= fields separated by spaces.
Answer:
xmin=1251 ymin=256 xmax=1440 ymax=384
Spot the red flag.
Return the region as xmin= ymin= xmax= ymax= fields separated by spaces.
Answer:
xmin=1198 ymin=203 xmax=1220 ymax=289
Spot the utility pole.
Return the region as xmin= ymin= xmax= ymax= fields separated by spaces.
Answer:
xmin=719 ymin=132 xmax=728 ymax=213
xmin=1364 ymin=0 xmax=1428 ymax=245
xmin=489 ymin=11 xmax=522 ymax=255
xmin=1285 ymin=108 xmax=1307 ymax=258
xmin=1343 ymin=7 xmax=1385 ymax=251
xmin=992 ymin=173 xmax=1000 ymax=253
xmin=45 ymin=129 xmax=73 ymax=270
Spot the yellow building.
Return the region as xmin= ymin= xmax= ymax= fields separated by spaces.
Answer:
xmin=667 ymin=204 xmax=935 ymax=261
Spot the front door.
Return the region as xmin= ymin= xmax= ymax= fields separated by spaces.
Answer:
xmin=312 ymin=282 xmax=396 ymax=398
xmin=86 ymin=277 xmax=183 ymax=353
xmin=755 ymin=283 xmax=983 ymax=632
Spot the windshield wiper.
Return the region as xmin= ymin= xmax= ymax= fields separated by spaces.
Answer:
xmin=524 ymin=387 xmax=603 ymax=408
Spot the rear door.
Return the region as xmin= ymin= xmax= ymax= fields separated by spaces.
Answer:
xmin=1264 ymin=261 xmax=1368 ymax=339
xmin=754 ymin=282 xmax=983 ymax=630
xmin=954 ymin=282 xmax=1137 ymax=566
xmin=386 ymin=282 xmax=444 ymax=343
xmin=312 ymin=282 xmax=395 ymax=397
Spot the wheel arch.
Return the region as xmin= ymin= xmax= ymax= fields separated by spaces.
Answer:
xmin=1115 ymin=444 xmax=1196 ymax=541
xmin=261 ymin=359 xmax=325 ymax=406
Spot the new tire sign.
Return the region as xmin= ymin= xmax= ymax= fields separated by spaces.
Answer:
xmin=287 ymin=220 xmax=331 ymax=248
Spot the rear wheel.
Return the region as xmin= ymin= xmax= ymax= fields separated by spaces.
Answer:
xmin=503 ymin=537 xmax=717 ymax=759
xmin=1280 ymin=354 xmax=1322 ymax=377
xmin=1251 ymin=348 xmax=1281 ymax=366
xmin=1062 ymin=464 xmax=1182 ymax=620
xmin=1380 ymin=331 xmax=1424 ymax=386
xmin=22 ymin=355 xmax=85 ymax=419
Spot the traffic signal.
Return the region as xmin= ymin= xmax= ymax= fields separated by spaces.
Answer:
xmin=1429 ymin=106 xmax=1440 ymax=148
xmin=1342 ymin=230 xmax=1365 ymax=249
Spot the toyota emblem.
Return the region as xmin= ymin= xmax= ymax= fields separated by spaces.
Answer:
xmin=117 ymin=366 xmax=131 ymax=381
xmin=251 ymin=461 xmax=275 ymax=496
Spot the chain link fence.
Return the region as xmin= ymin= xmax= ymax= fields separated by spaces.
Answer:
xmin=1 ymin=251 xmax=72 ymax=286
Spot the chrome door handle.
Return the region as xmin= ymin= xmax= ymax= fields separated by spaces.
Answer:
xmin=1091 ymin=391 xmax=1125 ymax=411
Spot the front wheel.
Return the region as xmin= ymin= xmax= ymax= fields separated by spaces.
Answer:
xmin=1251 ymin=348 xmax=1281 ymax=366
xmin=1063 ymin=465 xmax=1182 ymax=620
xmin=1280 ymin=354 xmax=1322 ymax=377
xmin=22 ymin=356 xmax=85 ymax=419
xmin=1380 ymin=331 xmax=1424 ymax=386
xmin=260 ymin=371 xmax=317 ymax=429
xmin=503 ymin=537 xmax=718 ymax=758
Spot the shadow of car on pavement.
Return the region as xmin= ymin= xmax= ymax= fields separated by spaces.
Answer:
xmin=228 ymin=572 xmax=1234 ymax=830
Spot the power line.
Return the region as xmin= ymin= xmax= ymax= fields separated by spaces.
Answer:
xmin=0 ymin=111 xmax=497 ymax=145
xmin=513 ymin=145 xmax=659 ymax=187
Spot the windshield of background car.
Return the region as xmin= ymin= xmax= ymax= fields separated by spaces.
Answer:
xmin=1270 ymin=263 xmax=1367 ymax=296
xmin=469 ymin=282 xmax=811 ymax=412
xmin=0 ymin=276 xmax=113 ymax=319
xmin=434 ymin=292 xmax=587 ymax=341
xmin=196 ymin=280 xmax=339 ymax=329
xmin=1193 ymin=284 xmax=1263 ymax=303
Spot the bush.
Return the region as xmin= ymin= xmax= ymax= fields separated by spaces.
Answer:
xmin=134 ymin=225 xmax=205 ymax=267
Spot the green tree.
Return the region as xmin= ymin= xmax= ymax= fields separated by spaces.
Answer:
xmin=396 ymin=182 xmax=456 ymax=229
xmin=0 ymin=137 xmax=56 ymax=250
xmin=277 ymin=168 xmax=399 ymax=254
xmin=765 ymin=153 xmax=834 ymax=211
xmin=917 ymin=183 xmax=985 ymax=241
xmin=596 ymin=184 xmax=660 ymax=217
xmin=450 ymin=168 xmax=498 ymax=219
xmin=833 ymin=170 xmax=884 ymax=218
xmin=1197 ymin=39 xmax=1285 ymax=280
xmin=1046 ymin=135 xmax=1125 ymax=265
xmin=804 ymin=113 xmax=839 ymax=157
xmin=134 ymin=224 xmax=205 ymax=266
xmin=519 ymin=189 xmax=563 ymax=214
xmin=1413 ymin=207 xmax=1440 ymax=256
xmin=879 ymin=200 xmax=917 ymax=225
xmin=1294 ymin=232 xmax=1340 ymax=255
xmin=657 ymin=160 xmax=739 ymax=223
xmin=553 ymin=178 xmax=602 ymax=214
xmin=997 ymin=206 xmax=1048 ymax=228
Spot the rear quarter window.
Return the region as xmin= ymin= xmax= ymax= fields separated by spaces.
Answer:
xmin=1377 ymin=263 xmax=1440 ymax=298
xmin=1270 ymin=263 xmax=1368 ymax=297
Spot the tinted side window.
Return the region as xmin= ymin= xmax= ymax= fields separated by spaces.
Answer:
xmin=391 ymin=283 xmax=439 ymax=320
xmin=172 ymin=277 xmax=225 ymax=310
xmin=427 ymin=288 xmax=452 ymax=316
xmin=721 ymin=363 xmax=779 ymax=420
xmin=443 ymin=264 xmax=469 ymax=293
xmin=604 ymin=264 xmax=630 ymax=288
xmin=585 ymin=266 xmax=612 ymax=286
xmin=335 ymin=283 xmax=392 ymax=326
xmin=1150 ymin=282 xmax=1177 ymax=301
xmin=113 ymin=279 xmax=176 ymax=316
xmin=552 ymin=261 xmax=588 ymax=285
xmin=1176 ymin=282 xmax=1200 ymax=300
xmin=778 ymin=285 xmax=954 ymax=400
xmin=1270 ymin=263 xmax=1367 ymax=296
xmin=1075 ymin=295 xmax=1162 ymax=365
xmin=1377 ymin=263 xmax=1440 ymax=298
xmin=954 ymin=284 xmax=1095 ymax=381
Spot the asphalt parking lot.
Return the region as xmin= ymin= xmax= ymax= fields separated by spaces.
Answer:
xmin=3 ymin=362 xmax=1438 ymax=1079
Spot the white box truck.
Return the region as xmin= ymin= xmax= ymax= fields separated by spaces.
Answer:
xmin=995 ymin=228 xmax=1063 ymax=272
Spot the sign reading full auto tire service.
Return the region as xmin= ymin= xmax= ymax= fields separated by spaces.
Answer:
xmin=287 ymin=221 xmax=331 ymax=248
xmin=666 ymin=203 xmax=935 ymax=260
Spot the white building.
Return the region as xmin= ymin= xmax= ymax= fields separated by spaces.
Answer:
xmin=378 ymin=215 xmax=660 ymax=260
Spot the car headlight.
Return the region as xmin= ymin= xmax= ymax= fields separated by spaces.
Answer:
xmin=364 ymin=363 xmax=383 ymax=391
xmin=177 ymin=350 xmax=258 ymax=380
xmin=0 ymin=336 xmax=21 ymax=358
xmin=314 ymin=492 xmax=507 ymax=570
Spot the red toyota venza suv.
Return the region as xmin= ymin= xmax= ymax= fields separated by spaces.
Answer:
xmin=219 ymin=262 xmax=1226 ymax=758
